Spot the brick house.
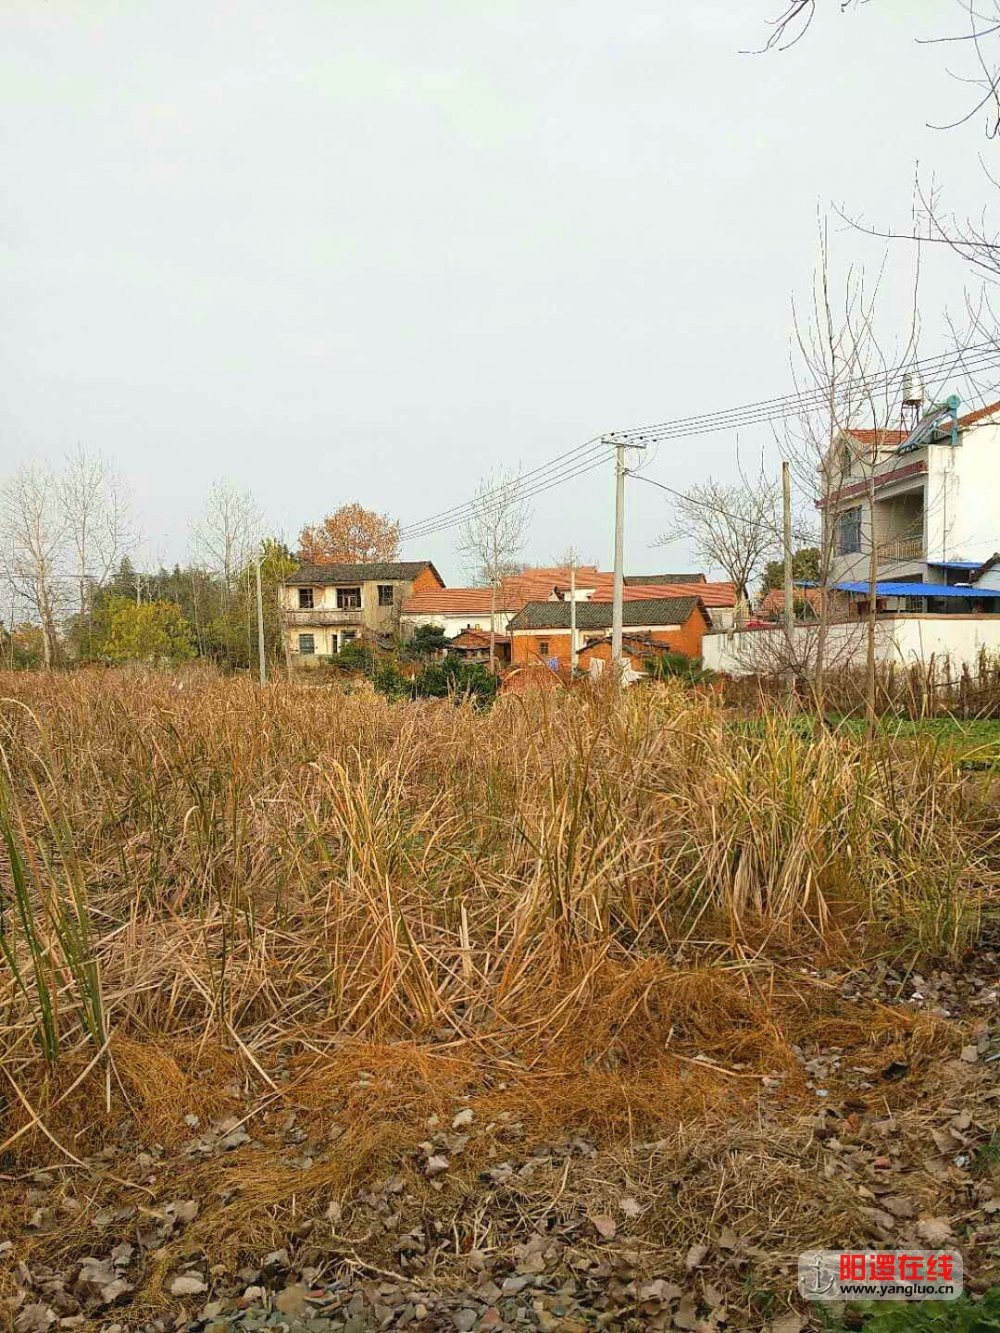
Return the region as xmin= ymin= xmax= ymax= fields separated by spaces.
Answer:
xmin=506 ymin=596 xmax=712 ymax=672
xmin=446 ymin=627 xmax=512 ymax=664
xmin=282 ymin=561 xmax=443 ymax=660
xmin=400 ymin=586 xmax=523 ymax=640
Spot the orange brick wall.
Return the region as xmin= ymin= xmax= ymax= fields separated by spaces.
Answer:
xmin=412 ymin=565 xmax=444 ymax=593
xmin=511 ymin=612 xmax=708 ymax=669
xmin=510 ymin=631 xmax=573 ymax=668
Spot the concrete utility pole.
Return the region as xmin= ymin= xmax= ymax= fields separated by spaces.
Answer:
xmin=255 ymin=558 xmax=267 ymax=686
xmin=569 ymin=553 xmax=578 ymax=676
xmin=611 ymin=436 xmax=644 ymax=669
xmin=781 ymin=460 xmax=795 ymax=707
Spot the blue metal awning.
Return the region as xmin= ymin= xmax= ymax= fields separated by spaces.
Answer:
xmin=833 ymin=580 xmax=1000 ymax=598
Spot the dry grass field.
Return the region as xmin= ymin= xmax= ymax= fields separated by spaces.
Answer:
xmin=0 ymin=669 xmax=996 ymax=1331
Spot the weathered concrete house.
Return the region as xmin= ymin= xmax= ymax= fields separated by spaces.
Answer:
xmin=282 ymin=561 xmax=443 ymax=660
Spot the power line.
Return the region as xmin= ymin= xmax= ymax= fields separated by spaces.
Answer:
xmin=402 ymin=448 xmax=615 ymax=541
xmin=400 ymin=342 xmax=1000 ymax=542
xmin=400 ymin=435 xmax=611 ymax=539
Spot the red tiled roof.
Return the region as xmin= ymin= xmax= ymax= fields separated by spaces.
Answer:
xmin=450 ymin=628 xmax=510 ymax=649
xmin=579 ymin=575 xmax=737 ymax=607
xmin=848 ymin=399 xmax=1000 ymax=445
xmin=403 ymin=568 xmax=737 ymax=615
xmin=758 ymin=587 xmax=822 ymax=618
xmin=403 ymin=588 xmax=518 ymax=614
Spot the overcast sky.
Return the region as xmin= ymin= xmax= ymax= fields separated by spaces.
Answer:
xmin=1 ymin=1 xmax=994 ymax=581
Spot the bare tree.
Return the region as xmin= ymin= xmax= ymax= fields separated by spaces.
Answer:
xmin=192 ymin=480 xmax=262 ymax=600
xmin=784 ymin=219 xmax=927 ymax=728
xmin=60 ymin=446 xmax=133 ymax=657
xmin=656 ymin=466 xmax=781 ymax=625
xmin=0 ymin=465 xmax=67 ymax=668
xmin=760 ymin=2 xmax=1000 ymax=136
xmin=458 ymin=470 xmax=531 ymax=671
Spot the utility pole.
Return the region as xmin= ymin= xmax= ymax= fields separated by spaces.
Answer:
xmin=611 ymin=436 xmax=644 ymax=671
xmin=255 ymin=558 xmax=267 ymax=685
xmin=569 ymin=553 xmax=578 ymax=676
xmin=781 ymin=460 xmax=795 ymax=708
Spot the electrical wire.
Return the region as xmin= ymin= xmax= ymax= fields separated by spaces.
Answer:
xmin=401 ymin=342 xmax=1000 ymax=541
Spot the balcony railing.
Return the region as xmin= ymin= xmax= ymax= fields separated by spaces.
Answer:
xmin=282 ymin=608 xmax=364 ymax=626
xmin=876 ymin=536 xmax=924 ymax=562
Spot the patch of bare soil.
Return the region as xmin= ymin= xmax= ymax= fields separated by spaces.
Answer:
xmin=1 ymin=954 xmax=996 ymax=1333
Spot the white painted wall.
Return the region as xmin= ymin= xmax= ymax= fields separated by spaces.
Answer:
xmin=950 ymin=422 xmax=1000 ymax=565
xmin=704 ymin=616 xmax=1000 ymax=677
xmin=401 ymin=610 xmax=515 ymax=639
xmin=830 ymin=415 xmax=1000 ymax=585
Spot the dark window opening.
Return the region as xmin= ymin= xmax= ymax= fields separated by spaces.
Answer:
xmin=337 ymin=587 xmax=362 ymax=610
xmin=538 ymin=640 xmax=549 ymax=655
xmin=377 ymin=584 xmax=394 ymax=607
xmin=836 ymin=507 xmax=862 ymax=556
xmin=298 ymin=633 xmax=315 ymax=655
xmin=298 ymin=587 xmax=314 ymax=609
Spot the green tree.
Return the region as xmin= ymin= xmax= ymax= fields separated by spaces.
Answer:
xmin=405 ymin=623 xmax=448 ymax=658
xmin=100 ymin=597 xmax=195 ymax=665
xmin=759 ymin=546 xmax=819 ymax=594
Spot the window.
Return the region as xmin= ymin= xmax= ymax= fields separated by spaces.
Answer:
xmin=842 ymin=444 xmax=853 ymax=479
xmin=298 ymin=633 xmax=315 ymax=655
xmin=337 ymin=586 xmax=362 ymax=610
xmin=377 ymin=584 xmax=394 ymax=607
xmin=836 ymin=506 xmax=862 ymax=555
xmin=339 ymin=630 xmax=357 ymax=648
xmin=538 ymin=640 xmax=549 ymax=656
xmin=298 ymin=587 xmax=314 ymax=609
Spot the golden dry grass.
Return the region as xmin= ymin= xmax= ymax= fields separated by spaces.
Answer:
xmin=0 ymin=666 xmax=994 ymax=1304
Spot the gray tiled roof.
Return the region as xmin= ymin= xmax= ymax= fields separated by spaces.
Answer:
xmin=624 ymin=572 xmax=706 ymax=585
xmin=285 ymin=562 xmax=439 ymax=586
xmin=506 ymin=597 xmax=702 ymax=632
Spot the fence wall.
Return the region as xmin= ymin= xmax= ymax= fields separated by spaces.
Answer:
xmin=703 ymin=616 xmax=1000 ymax=678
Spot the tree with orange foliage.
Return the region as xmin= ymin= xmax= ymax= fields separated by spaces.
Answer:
xmin=298 ymin=503 xmax=402 ymax=565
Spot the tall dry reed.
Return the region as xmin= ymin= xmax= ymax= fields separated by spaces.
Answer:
xmin=0 ymin=667 xmax=992 ymax=1081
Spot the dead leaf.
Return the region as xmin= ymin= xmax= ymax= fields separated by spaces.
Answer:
xmin=702 ymin=1281 xmax=724 ymax=1307
xmin=916 ymin=1217 xmax=953 ymax=1245
xmin=931 ymin=1127 xmax=959 ymax=1154
xmin=169 ymin=1274 xmax=207 ymax=1297
xmin=619 ymin=1196 xmax=644 ymax=1219
xmin=685 ymin=1243 xmax=708 ymax=1270
xmin=638 ymin=1279 xmax=683 ymax=1303
xmin=882 ymin=1195 xmax=916 ymax=1219
xmin=591 ymin=1215 xmax=616 ymax=1241
xmin=769 ymin=1316 xmax=804 ymax=1333
xmin=673 ymin=1293 xmax=699 ymax=1330
xmin=14 ymin=1307 xmax=55 ymax=1333
xmin=275 ymin=1286 xmax=308 ymax=1316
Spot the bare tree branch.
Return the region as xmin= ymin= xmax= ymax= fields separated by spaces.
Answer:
xmin=458 ymin=470 xmax=531 ymax=670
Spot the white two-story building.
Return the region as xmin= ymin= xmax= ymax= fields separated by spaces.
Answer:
xmin=828 ymin=397 xmax=1000 ymax=589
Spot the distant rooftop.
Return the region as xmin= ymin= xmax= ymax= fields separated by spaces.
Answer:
xmin=624 ymin=572 xmax=706 ymax=585
xmin=834 ymin=580 xmax=1000 ymax=599
xmin=507 ymin=597 xmax=705 ymax=632
xmin=286 ymin=561 xmax=442 ymax=586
